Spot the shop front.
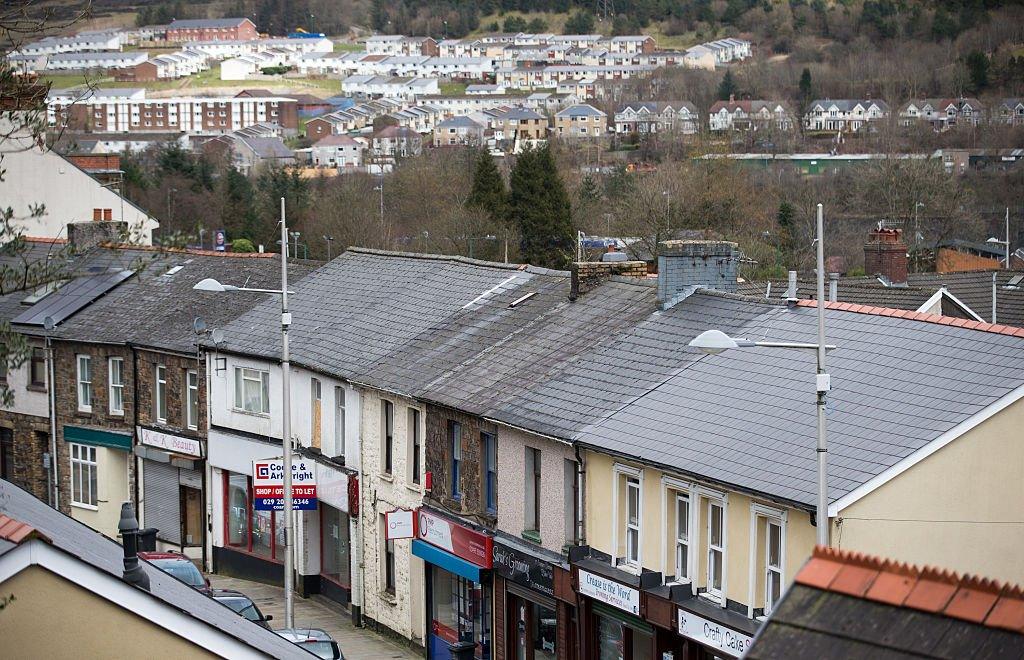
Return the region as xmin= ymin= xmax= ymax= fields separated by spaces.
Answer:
xmin=492 ymin=535 xmax=577 ymax=660
xmin=672 ymin=597 xmax=757 ymax=660
xmin=412 ymin=507 xmax=494 ymax=660
xmin=305 ymin=456 xmax=355 ymax=606
xmin=572 ymin=553 xmax=663 ymax=660
xmin=136 ymin=426 xmax=205 ymax=560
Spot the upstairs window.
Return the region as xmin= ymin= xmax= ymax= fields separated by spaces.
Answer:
xmin=449 ymin=421 xmax=462 ymax=500
xmin=234 ymin=367 xmax=270 ymax=414
xmin=108 ymin=357 xmax=124 ymax=415
xmin=76 ymin=355 xmax=92 ymax=412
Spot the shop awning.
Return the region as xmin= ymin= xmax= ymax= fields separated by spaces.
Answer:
xmin=63 ymin=425 xmax=132 ymax=451
xmin=412 ymin=539 xmax=482 ymax=583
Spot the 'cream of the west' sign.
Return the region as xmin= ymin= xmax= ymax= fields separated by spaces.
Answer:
xmin=578 ymin=569 xmax=640 ymax=615
xmin=677 ymin=608 xmax=752 ymax=658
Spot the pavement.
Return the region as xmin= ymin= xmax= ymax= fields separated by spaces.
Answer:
xmin=209 ymin=574 xmax=422 ymax=660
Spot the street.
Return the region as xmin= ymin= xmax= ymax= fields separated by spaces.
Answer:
xmin=209 ymin=575 xmax=421 ymax=660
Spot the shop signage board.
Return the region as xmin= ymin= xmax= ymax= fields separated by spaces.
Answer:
xmin=386 ymin=509 xmax=415 ymax=540
xmin=578 ymin=569 xmax=640 ymax=615
xmin=252 ymin=458 xmax=318 ymax=511
xmin=416 ymin=508 xmax=492 ymax=568
xmin=138 ymin=427 xmax=202 ymax=457
xmin=492 ymin=541 xmax=554 ymax=596
xmin=677 ymin=608 xmax=753 ymax=658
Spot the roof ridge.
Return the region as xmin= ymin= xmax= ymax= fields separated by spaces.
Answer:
xmin=96 ymin=243 xmax=277 ymax=258
xmin=796 ymin=299 xmax=1024 ymax=337
xmin=344 ymin=246 xmax=569 ymax=275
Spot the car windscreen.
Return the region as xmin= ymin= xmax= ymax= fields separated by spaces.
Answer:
xmin=217 ymin=597 xmax=261 ymax=621
xmin=151 ymin=559 xmax=204 ymax=587
xmin=297 ymin=641 xmax=338 ymax=659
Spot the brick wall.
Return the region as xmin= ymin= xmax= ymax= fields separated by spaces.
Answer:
xmin=0 ymin=410 xmax=51 ymax=502
xmin=936 ymin=248 xmax=1002 ymax=274
xmin=135 ymin=349 xmax=206 ymax=438
xmin=570 ymin=260 xmax=647 ymax=299
xmin=67 ymin=154 xmax=121 ymax=172
xmin=424 ymin=404 xmax=497 ymax=521
xmin=494 ymin=575 xmax=506 ymax=660
xmin=864 ymin=229 xmax=908 ymax=283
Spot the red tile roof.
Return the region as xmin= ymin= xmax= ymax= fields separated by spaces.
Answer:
xmin=796 ymin=299 xmax=1024 ymax=337
xmin=795 ymin=546 xmax=1024 ymax=633
xmin=0 ymin=513 xmax=49 ymax=545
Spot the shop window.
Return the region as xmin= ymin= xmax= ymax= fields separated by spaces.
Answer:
xmin=310 ymin=378 xmax=322 ymax=449
xmin=381 ymin=400 xmax=394 ymax=475
xmin=252 ymin=507 xmax=273 ymax=558
xmin=321 ymin=504 xmax=351 ymax=586
xmin=430 ymin=564 xmax=491 ymax=658
xmin=30 ymin=348 xmax=46 ymax=389
xmin=70 ymin=442 xmax=97 ymax=508
xmin=155 ymin=365 xmax=168 ymax=423
xmin=334 ymin=386 xmax=346 ymax=460
xmin=510 ymin=594 xmax=556 ymax=660
xmin=233 ymin=366 xmax=270 ymax=414
xmin=108 ymin=357 xmax=124 ymax=415
xmin=482 ymin=432 xmax=496 ymax=514
xmin=226 ymin=473 xmax=249 ymax=547
xmin=524 ymin=447 xmax=540 ymax=539
xmin=76 ymin=354 xmax=92 ymax=412
xmin=186 ymin=369 xmax=199 ymax=430
xmin=408 ymin=408 xmax=421 ymax=485
xmin=449 ymin=420 xmax=462 ymax=500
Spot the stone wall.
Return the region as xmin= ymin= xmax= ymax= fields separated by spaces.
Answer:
xmin=570 ymin=260 xmax=647 ymax=299
xmin=0 ymin=410 xmax=52 ymax=502
xmin=423 ymin=403 xmax=498 ymax=521
xmin=135 ymin=349 xmax=206 ymax=438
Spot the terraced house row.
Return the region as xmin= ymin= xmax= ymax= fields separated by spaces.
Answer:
xmin=1 ymin=230 xmax=1022 ymax=660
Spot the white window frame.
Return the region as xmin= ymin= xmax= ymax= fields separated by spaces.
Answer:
xmin=155 ymin=365 xmax=168 ymax=423
xmin=76 ymin=354 xmax=92 ymax=412
xmin=749 ymin=503 xmax=787 ymax=618
xmin=233 ymin=366 xmax=270 ymax=415
xmin=705 ymin=496 xmax=727 ymax=605
xmin=611 ymin=463 xmax=643 ymax=571
xmin=625 ymin=477 xmax=641 ymax=566
xmin=108 ymin=357 xmax=124 ymax=415
xmin=69 ymin=442 xmax=98 ymax=509
xmin=186 ymin=369 xmax=199 ymax=430
xmin=675 ymin=492 xmax=691 ymax=582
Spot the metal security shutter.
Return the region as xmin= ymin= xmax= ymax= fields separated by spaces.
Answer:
xmin=143 ymin=459 xmax=180 ymax=545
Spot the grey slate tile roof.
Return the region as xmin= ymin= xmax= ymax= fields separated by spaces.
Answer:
xmin=572 ymin=290 xmax=1024 ymax=508
xmin=0 ymin=478 xmax=309 ymax=658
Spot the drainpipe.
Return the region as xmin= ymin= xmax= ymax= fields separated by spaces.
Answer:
xmin=350 ymin=389 xmax=364 ymax=627
xmin=131 ymin=346 xmax=141 ymax=521
xmin=46 ymin=336 xmax=59 ymax=510
xmin=574 ymin=443 xmax=586 ymax=545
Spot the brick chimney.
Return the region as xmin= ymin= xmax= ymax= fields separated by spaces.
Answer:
xmin=657 ymin=240 xmax=739 ymax=305
xmin=864 ymin=228 xmax=908 ymax=285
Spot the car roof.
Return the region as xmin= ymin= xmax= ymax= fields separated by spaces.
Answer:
xmin=277 ymin=629 xmax=332 ymax=641
xmin=211 ymin=589 xmax=250 ymax=599
xmin=139 ymin=551 xmax=190 ymax=560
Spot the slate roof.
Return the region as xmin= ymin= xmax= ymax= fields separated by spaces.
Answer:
xmin=0 ymin=479 xmax=308 ymax=658
xmin=168 ymin=17 xmax=253 ymax=29
xmin=12 ymin=247 xmax=315 ymax=354
xmin=556 ymin=104 xmax=606 ymax=118
xmin=737 ymin=270 xmax=1024 ymax=328
xmin=748 ymin=546 xmax=1024 ymax=658
xmin=572 ymin=291 xmax=1024 ymax=508
xmin=236 ymin=136 xmax=295 ymax=160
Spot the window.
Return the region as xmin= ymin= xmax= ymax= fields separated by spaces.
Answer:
xmin=675 ymin=494 xmax=690 ymax=582
xmin=564 ymin=459 xmax=579 ymax=546
xmin=0 ymin=429 xmax=13 ymax=480
xmin=155 ymin=365 xmax=168 ymax=423
xmin=234 ymin=367 xmax=270 ymax=414
xmin=0 ymin=347 xmax=7 ymax=383
xmin=70 ymin=443 xmax=97 ymax=507
xmin=310 ymin=378 xmax=322 ymax=449
xmin=765 ymin=520 xmax=783 ymax=614
xmin=76 ymin=355 xmax=92 ymax=412
xmin=449 ymin=421 xmax=462 ymax=500
xmin=482 ymin=432 xmax=496 ymax=514
xmin=186 ymin=370 xmax=199 ymax=430
xmin=524 ymin=447 xmax=541 ymax=538
xmin=707 ymin=501 xmax=725 ymax=600
xmin=30 ymin=348 xmax=46 ymax=388
xmin=625 ymin=477 xmax=641 ymax=566
xmin=108 ymin=358 xmax=124 ymax=415
xmin=382 ymin=515 xmax=396 ymax=594
xmin=381 ymin=400 xmax=394 ymax=475
xmin=334 ymin=387 xmax=346 ymax=459
xmin=409 ymin=408 xmax=421 ymax=485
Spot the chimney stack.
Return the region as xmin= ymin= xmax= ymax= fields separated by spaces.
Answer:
xmin=68 ymin=221 xmax=128 ymax=252
xmin=119 ymin=502 xmax=150 ymax=591
xmin=829 ymin=272 xmax=839 ymax=302
xmin=657 ymin=240 xmax=739 ymax=306
xmin=786 ymin=270 xmax=798 ymax=304
xmin=864 ymin=228 xmax=908 ymax=285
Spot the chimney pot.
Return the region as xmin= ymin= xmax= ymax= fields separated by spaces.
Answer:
xmin=786 ymin=270 xmax=798 ymax=303
xmin=118 ymin=502 xmax=150 ymax=591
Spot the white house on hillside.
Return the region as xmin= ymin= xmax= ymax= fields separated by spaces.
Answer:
xmin=803 ymin=99 xmax=890 ymax=132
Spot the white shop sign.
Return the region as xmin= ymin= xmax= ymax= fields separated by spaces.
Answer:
xmin=677 ymin=608 xmax=753 ymax=658
xmin=385 ymin=509 xmax=415 ymax=540
xmin=578 ymin=569 xmax=640 ymax=615
xmin=138 ymin=427 xmax=202 ymax=458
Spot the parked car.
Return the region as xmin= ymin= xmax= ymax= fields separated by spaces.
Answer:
xmin=275 ymin=628 xmax=343 ymax=659
xmin=211 ymin=589 xmax=274 ymax=629
xmin=139 ymin=551 xmax=211 ymax=595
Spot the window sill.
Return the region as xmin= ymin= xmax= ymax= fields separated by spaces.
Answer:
xmin=521 ymin=529 xmax=542 ymax=544
xmin=71 ymin=502 xmax=99 ymax=512
xmin=379 ymin=591 xmax=397 ymax=605
xmin=26 ymin=385 xmax=47 ymax=393
xmin=616 ymin=562 xmax=641 ymax=576
xmin=405 ymin=483 xmax=423 ymax=494
xmin=231 ymin=408 xmax=270 ymax=419
xmin=698 ymin=592 xmax=725 ymax=607
xmin=379 ymin=473 xmax=394 ymax=483
xmin=109 ymin=411 xmax=125 ymax=418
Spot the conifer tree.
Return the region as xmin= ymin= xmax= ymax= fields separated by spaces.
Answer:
xmin=466 ymin=149 xmax=508 ymax=223
xmin=509 ymin=146 xmax=574 ymax=269
xmin=717 ymin=70 xmax=738 ymax=101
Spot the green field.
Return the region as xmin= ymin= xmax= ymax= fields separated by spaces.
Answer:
xmin=333 ymin=42 xmax=363 ymax=52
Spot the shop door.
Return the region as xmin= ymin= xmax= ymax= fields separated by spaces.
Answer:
xmin=508 ymin=592 xmax=557 ymax=660
xmin=180 ymin=485 xmax=202 ymax=546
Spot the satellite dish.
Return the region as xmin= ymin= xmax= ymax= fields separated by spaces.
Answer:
xmin=43 ymin=316 xmax=55 ymax=331
xmin=193 ymin=317 xmax=207 ymax=334
xmin=211 ymin=328 xmax=225 ymax=345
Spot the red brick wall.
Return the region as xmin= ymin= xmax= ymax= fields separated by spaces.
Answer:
xmin=493 ymin=576 xmax=506 ymax=660
xmin=306 ymin=117 xmax=333 ymax=138
xmin=863 ymin=229 xmax=908 ymax=283
xmin=67 ymin=154 xmax=121 ymax=172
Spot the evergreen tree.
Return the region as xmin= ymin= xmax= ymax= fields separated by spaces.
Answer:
xmin=467 ymin=149 xmax=508 ymax=223
xmin=220 ymin=167 xmax=259 ymax=240
xmin=798 ymin=68 xmax=813 ymax=103
xmin=776 ymin=201 xmax=796 ymax=257
xmin=966 ymin=50 xmax=990 ymax=92
xmin=563 ymin=10 xmax=595 ymax=34
xmin=503 ymin=15 xmax=528 ymax=32
xmin=717 ymin=70 xmax=738 ymax=101
xmin=508 ymin=146 xmax=573 ymax=269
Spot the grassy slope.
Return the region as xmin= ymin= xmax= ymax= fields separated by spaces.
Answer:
xmin=471 ymin=11 xmax=711 ymax=50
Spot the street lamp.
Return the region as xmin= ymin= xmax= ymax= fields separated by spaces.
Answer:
xmin=688 ymin=204 xmax=834 ymax=546
xmin=193 ymin=197 xmax=298 ymax=628
xmin=323 ymin=235 xmax=335 ymax=261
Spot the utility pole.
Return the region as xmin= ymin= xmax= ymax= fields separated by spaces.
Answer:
xmin=279 ymin=197 xmax=295 ymax=630
xmin=815 ymin=203 xmax=830 ymax=547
